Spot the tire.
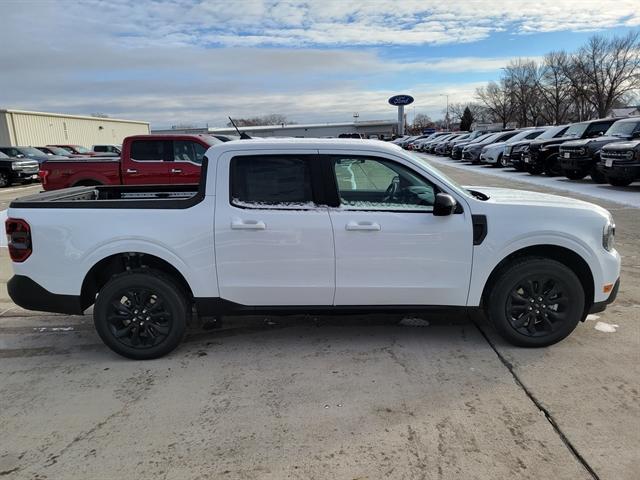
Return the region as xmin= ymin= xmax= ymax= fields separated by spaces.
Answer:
xmin=590 ymin=169 xmax=606 ymax=184
xmin=497 ymin=154 xmax=508 ymax=168
xmin=608 ymin=177 xmax=633 ymax=187
xmin=93 ymin=269 xmax=190 ymax=359
xmin=565 ymin=170 xmax=587 ymax=180
xmin=543 ymin=154 xmax=562 ymax=176
xmin=487 ymin=257 xmax=584 ymax=347
xmin=0 ymin=171 xmax=10 ymax=188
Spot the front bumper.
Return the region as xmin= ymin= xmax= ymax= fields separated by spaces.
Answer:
xmin=598 ymin=162 xmax=640 ymax=182
xmin=7 ymin=275 xmax=84 ymax=315
xmin=559 ymin=155 xmax=592 ymax=171
xmin=589 ymin=278 xmax=620 ymax=314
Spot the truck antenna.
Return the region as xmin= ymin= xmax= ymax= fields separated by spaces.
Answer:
xmin=228 ymin=117 xmax=252 ymax=140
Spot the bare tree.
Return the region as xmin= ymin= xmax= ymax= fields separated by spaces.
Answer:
xmin=572 ymin=31 xmax=640 ymax=118
xmin=537 ymin=51 xmax=574 ymax=124
xmin=476 ymin=81 xmax=515 ymax=128
xmin=227 ymin=114 xmax=290 ymax=127
xmin=410 ymin=113 xmax=433 ymax=133
xmin=502 ymin=58 xmax=543 ymax=126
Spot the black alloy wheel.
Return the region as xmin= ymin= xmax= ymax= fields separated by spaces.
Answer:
xmin=94 ymin=270 xmax=189 ymax=359
xmin=506 ymin=276 xmax=570 ymax=337
xmin=488 ymin=257 xmax=584 ymax=347
xmin=0 ymin=172 xmax=9 ymax=188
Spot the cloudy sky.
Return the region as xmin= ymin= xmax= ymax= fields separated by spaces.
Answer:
xmin=1 ymin=0 xmax=638 ymax=128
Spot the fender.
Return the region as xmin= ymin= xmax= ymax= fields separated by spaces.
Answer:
xmin=80 ymin=238 xmax=219 ymax=298
xmin=467 ymin=232 xmax=601 ymax=306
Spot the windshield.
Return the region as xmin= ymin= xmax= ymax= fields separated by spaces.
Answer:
xmin=19 ymin=147 xmax=47 ymax=157
xmin=537 ymin=125 xmax=567 ymax=139
xmin=605 ymin=120 xmax=638 ymax=137
xmin=506 ymin=130 xmax=540 ymax=143
xmin=478 ymin=133 xmax=502 ymax=144
xmin=563 ymin=122 xmax=588 ymax=138
xmin=41 ymin=146 xmax=69 ymax=155
xmin=71 ymin=145 xmax=91 ymax=153
xmin=468 ymin=133 xmax=494 ymax=144
xmin=0 ymin=151 xmax=8 ymax=159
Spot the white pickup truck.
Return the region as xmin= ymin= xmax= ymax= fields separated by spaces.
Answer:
xmin=6 ymin=139 xmax=620 ymax=359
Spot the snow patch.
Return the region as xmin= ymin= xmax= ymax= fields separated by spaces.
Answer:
xmin=399 ymin=317 xmax=430 ymax=327
xmin=594 ymin=321 xmax=619 ymax=333
xmin=33 ymin=327 xmax=75 ymax=332
xmin=0 ymin=209 xmax=6 ymax=247
xmin=585 ymin=314 xmax=600 ymax=321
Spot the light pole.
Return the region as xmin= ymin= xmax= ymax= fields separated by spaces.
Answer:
xmin=439 ymin=94 xmax=449 ymax=131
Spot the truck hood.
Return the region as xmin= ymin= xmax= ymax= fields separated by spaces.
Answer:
xmin=465 ymin=186 xmax=607 ymax=213
xmin=602 ymin=139 xmax=640 ymax=151
xmin=561 ymin=136 xmax=625 ymax=147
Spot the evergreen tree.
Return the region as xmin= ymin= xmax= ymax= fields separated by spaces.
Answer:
xmin=460 ymin=106 xmax=474 ymax=131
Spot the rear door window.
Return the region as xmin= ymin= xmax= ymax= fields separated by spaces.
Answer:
xmin=230 ymin=156 xmax=314 ymax=208
xmin=585 ymin=122 xmax=614 ymax=137
xmin=130 ymin=140 xmax=166 ymax=161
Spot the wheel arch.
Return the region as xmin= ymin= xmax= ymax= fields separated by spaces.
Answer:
xmin=80 ymin=252 xmax=194 ymax=311
xmin=480 ymin=244 xmax=594 ymax=314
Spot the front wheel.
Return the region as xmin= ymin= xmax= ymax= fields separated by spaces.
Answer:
xmin=94 ymin=270 xmax=189 ymax=359
xmin=497 ymin=154 xmax=508 ymax=168
xmin=0 ymin=171 xmax=10 ymax=188
xmin=487 ymin=258 xmax=584 ymax=347
xmin=608 ymin=177 xmax=633 ymax=187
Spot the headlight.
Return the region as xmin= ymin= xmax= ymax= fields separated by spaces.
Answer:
xmin=540 ymin=146 xmax=549 ymax=152
xmin=626 ymin=151 xmax=635 ymax=160
xmin=603 ymin=219 xmax=615 ymax=251
xmin=578 ymin=147 xmax=587 ymax=155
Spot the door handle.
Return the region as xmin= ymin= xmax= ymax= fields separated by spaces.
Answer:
xmin=231 ymin=219 xmax=266 ymax=230
xmin=345 ymin=221 xmax=381 ymax=231
xmin=126 ymin=168 xmax=138 ymax=174
xmin=171 ymin=168 xmax=182 ymax=173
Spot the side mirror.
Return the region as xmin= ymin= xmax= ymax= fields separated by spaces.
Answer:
xmin=433 ymin=193 xmax=457 ymax=216
xmin=632 ymin=131 xmax=640 ymax=139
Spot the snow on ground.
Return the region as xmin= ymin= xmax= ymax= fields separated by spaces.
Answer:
xmin=420 ymin=153 xmax=640 ymax=208
xmin=0 ymin=209 xmax=6 ymax=247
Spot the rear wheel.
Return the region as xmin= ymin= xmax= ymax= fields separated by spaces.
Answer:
xmin=543 ymin=154 xmax=562 ymax=176
xmin=487 ymin=258 xmax=584 ymax=347
xmin=93 ymin=270 xmax=189 ymax=359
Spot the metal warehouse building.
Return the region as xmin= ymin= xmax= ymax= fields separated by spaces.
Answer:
xmin=153 ymin=120 xmax=397 ymax=139
xmin=0 ymin=109 xmax=150 ymax=147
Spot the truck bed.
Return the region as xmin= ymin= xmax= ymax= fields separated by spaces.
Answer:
xmin=10 ymin=183 xmax=202 ymax=209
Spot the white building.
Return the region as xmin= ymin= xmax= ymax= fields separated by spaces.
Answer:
xmin=0 ymin=108 xmax=150 ymax=147
xmin=153 ymin=120 xmax=398 ymax=139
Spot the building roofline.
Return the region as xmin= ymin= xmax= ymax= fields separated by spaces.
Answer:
xmin=0 ymin=108 xmax=149 ymax=125
xmin=206 ymin=120 xmax=396 ymax=133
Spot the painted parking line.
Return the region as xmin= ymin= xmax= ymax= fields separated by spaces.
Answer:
xmin=420 ymin=153 xmax=640 ymax=208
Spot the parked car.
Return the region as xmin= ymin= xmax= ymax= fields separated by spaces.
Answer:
xmin=438 ymin=132 xmax=473 ymax=156
xmin=39 ymin=134 xmax=222 ymax=190
xmin=433 ymin=132 xmax=471 ymax=156
xmin=462 ymin=131 xmax=518 ymax=164
xmin=524 ymin=118 xmax=618 ymax=176
xmin=451 ymin=132 xmax=496 ymax=160
xmin=92 ymin=144 xmax=122 ymax=155
xmin=506 ymin=125 xmax=569 ymax=171
xmin=558 ymin=117 xmax=640 ymax=182
xmin=416 ymin=132 xmax=452 ymax=152
xmin=433 ymin=133 xmax=464 ymax=155
xmin=481 ymin=128 xmax=546 ymax=167
xmin=49 ymin=144 xmax=98 ymax=156
xmin=597 ymin=140 xmax=640 ymax=186
xmin=0 ymin=146 xmax=67 ymax=164
xmin=6 ymin=138 xmax=620 ymax=359
xmin=36 ymin=146 xmax=78 ymax=157
xmin=0 ymin=151 xmax=39 ymax=187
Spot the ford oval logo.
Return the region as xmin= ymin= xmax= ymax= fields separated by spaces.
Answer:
xmin=388 ymin=95 xmax=414 ymax=106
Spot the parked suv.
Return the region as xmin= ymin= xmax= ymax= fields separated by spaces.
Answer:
xmin=559 ymin=117 xmax=640 ymax=182
xmin=525 ymin=118 xmax=618 ymax=176
xmin=450 ymin=132 xmax=492 ymax=159
xmin=597 ymin=140 xmax=640 ymax=186
xmin=463 ymin=131 xmax=518 ymax=164
xmin=507 ymin=125 xmax=568 ymax=171
xmin=0 ymin=146 xmax=67 ymax=164
xmin=481 ymin=128 xmax=546 ymax=167
xmin=0 ymin=151 xmax=39 ymax=187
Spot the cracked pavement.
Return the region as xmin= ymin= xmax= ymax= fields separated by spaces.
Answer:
xmin=0 ymin=163 xmax=638 ymax=479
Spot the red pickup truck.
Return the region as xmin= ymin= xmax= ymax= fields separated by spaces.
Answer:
xmin=39 ymin=134 xmax=221 ymax=190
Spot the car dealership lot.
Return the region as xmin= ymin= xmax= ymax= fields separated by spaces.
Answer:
xmin=0 ymin=170 xmax=638 ymax=479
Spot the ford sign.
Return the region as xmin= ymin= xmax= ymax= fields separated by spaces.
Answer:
xmin=388 ymin=95 xmax=414 ymax=106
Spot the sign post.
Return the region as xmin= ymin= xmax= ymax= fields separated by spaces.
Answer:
xmin=388 ymin=95 xmax=414 ymax=136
